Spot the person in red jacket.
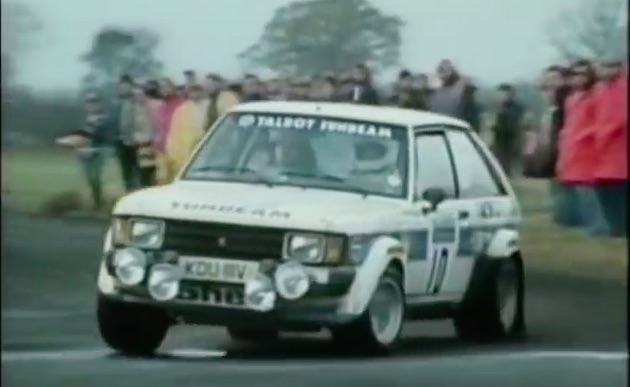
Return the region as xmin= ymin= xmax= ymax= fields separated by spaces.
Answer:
xmin=593 ymin=60 xmax=628 ymax=237
xmin=524 ymin=66 xmax=578 ymax=227
xmin=556 ymin=60 xmax=609 ymax=236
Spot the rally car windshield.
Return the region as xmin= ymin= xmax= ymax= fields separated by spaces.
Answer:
xmin=182 ymin=112 xmax=410 ymax=199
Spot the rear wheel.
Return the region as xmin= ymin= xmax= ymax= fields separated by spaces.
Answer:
xmin=330 ymin=266 xmax=405 ymax=354
xmin=453 ymin=256 xmax=525 ymax=342
xmin=97 ymin=296 xmax=172 ymax=356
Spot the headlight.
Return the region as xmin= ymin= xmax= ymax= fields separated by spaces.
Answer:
xmin=112 ymin=247 xmax=147 ymax=286
xmin=283 ymin=233 xmax=324 ymax=263
xmin=282 ymin=233 xmax=345 ymax=264
xmin=274 ymin=261 xmax=310 ymax=300
xmin=113 ymin=218 xmax=165 ymax=249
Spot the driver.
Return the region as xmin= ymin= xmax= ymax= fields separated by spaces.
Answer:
xmin=247 ymin=129 xmax=319 ymax=176
xmin=273 ymin=132 xmax=318 ymax=174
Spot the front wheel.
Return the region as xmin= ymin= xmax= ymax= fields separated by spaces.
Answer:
xmin=330 ymin=266 xmax=405 ymax=354
xmin=97 ymin=296 xmax=172 ymax=356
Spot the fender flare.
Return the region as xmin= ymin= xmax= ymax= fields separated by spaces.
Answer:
xmin=97 ymin=228 xmax=116 ymax=295
xmin=103 ymin=227 xmax=113 ymax=253
xmin=461 ymin=228 xmax=523 ymax=304
xmin=484 ymin=228 xmax=520 ymax=259
xmin=338 ymin=235 xmax=406 ymax=316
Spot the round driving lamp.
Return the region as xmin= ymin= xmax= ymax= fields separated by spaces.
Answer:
xmin=244 ymin=273 xmax=276 ymax=312
xmin=113 ymin=247 xmax=147 ymax=286
xmin=147 ymin=263 xmax=184 ymax=301
xmin=274 ymin=261 xmax=310 ymax=300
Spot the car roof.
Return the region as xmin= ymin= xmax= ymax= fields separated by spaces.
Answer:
xmin=231 ymin=101 xmax=470 ymax=128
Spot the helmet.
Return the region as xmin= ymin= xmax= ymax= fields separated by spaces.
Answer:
xmin=353 ymin=139 xmax=398 ymax=173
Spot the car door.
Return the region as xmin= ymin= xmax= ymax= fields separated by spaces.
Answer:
xmin=405 ymin=130 xmax=461 ymax=298
xmin=439 ymin=128 xmax=517 ymax=296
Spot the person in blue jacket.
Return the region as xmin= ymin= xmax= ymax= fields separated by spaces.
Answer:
xmin=57 ymin=93 xmax=111 ymax=209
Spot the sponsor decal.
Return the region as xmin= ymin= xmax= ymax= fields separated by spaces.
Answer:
xmin=479 ymin=201 xmax=500 ymax=218
xmin=235 ymin=113 xmax=395 ymax=139
xmin=406 ymin=230 xmax=430 ymax=261
xmin=237 ymin=114 xmax=256 ymax=127
xmin=431 ymin=211 xmax=458 ymax=228
xmin=386 ymin=173 xmax=402 ymax=187
xmin=427 ymin=245 xmax=452 ymax=294
xmin=470 ymin=230 xmax=494 ymax=253
xmin=386 ymin=245 xmax=406 ymax=257
xmin=171 ymin=201 xmax=291 ymax=219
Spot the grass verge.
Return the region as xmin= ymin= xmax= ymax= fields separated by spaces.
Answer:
xmin=4 ymin=149 xmax=123 ymax=216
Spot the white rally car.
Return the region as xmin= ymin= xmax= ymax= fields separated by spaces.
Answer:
xmin=96 ymin=101 xmax=526 ymax=355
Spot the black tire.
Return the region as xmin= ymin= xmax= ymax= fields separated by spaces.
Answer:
xmin=97 ymin=296 xmax=172 ymax=356
xmin=226 ymin=327 xmax=279 ymax=343
xmin=330 ymin=266 xmax=405 ymax=354
xmin=453 ymin=256 xmax=526 ymax=342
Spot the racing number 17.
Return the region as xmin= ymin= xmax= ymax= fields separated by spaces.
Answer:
xmin=427 ymin=246 xmax=450 ymax=295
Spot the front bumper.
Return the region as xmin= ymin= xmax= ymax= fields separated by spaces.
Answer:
xmin=99 ymin=256 xmax=359 ymax=330
xmin=99 ymin=292 xmax=358 ymax=330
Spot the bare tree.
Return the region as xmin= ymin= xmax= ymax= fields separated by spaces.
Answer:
xmin=1 ymin=2 xmax=41 ymax=52
xmin=548 ymin=0 xmax=627 ymax=62
xmin=80 ymin=26 xmax=163 ymax=98
xmin=1 ymin=2 xmax=42 ymax=146
xmin=1 ymin=2 xmax=41 ymax=92
xmin=239 ymin=0 xmax=403 ymax=75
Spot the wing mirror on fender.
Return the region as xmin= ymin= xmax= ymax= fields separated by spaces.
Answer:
xmin=419 ymin=187 xmax=449 ymax=213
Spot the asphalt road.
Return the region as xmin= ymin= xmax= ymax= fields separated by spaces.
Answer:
xmin=1 ymin=212 xmax=627 ymax=387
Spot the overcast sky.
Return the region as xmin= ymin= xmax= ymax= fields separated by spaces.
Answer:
xmin=16 ymin=0 xmax=577 ymax=90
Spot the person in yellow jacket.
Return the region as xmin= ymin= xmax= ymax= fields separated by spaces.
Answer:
xmin=153 ymin=78 xmax=183 ymax=185
xmin=204 ymin=81 xmax=241 ymax=132
xmin=163 ymin=84 xmax=210 ymax=182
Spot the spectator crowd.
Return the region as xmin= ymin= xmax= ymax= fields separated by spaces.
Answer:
xmin=523 ymin=59 xmax=627 ymax=238
xmin=59 ymin=57 xmax=627 ymax=239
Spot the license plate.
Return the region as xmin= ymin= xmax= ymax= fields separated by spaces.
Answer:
xmin=178 ymin=257 xmax=259 ymax=284
xmin=177 ymin=281 xmax=244 ymax=307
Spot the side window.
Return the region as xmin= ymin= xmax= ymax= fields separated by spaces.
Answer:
xmin=445 ymin=130 xmax=504 ymax=198
xmin=414 ymin=133 xmax=457 ymax=198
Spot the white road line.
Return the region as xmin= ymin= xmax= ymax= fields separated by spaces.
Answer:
xmin=0 ymin=348 xmax=626 ymax=364
xmin=497 ymin=351 xmax=629 ymax=361
xmin=1 ymin=348 xmax=227 ymax=362
xmin=1 ymin=349 xmax=110 ymax=362
xmin=163 ymin=349 xmax=227 ymax=358
xmin=385 ymin=350 xmax=629 ymax=366
xmin=2 ymin=310 xmax=93 ymax=319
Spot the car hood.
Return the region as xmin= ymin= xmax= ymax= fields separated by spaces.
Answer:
xmin=113 ymin=180 xmax=417 ymax=234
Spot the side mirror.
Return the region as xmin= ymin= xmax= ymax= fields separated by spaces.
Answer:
xmin=421 ymin=187 xmax=449 ymax=211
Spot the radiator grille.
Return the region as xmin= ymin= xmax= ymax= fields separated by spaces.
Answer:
xmin=162 ymin=219 xmax=285 ymax=260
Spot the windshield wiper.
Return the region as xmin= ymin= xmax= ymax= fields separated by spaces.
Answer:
xmin=279 ymin=170 xmax=373 ymax=198
xmin=187 ymin=165 xmax=276 ymax=187
xmin=188 ymin=166 xmax=374 ymax=197
xmin=280 ymin=170 xmax=347 ymax=183
xmin=188 ymin=165 xmax=258 ymax=174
